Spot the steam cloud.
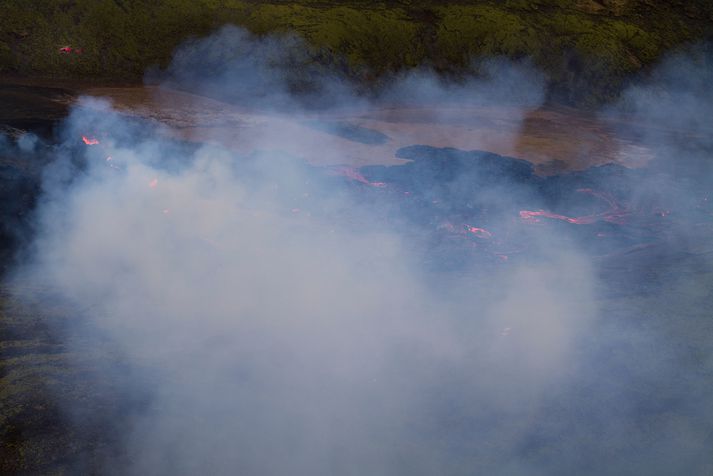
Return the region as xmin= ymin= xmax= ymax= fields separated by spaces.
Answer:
xmin=8 ymin=28 xmax=713 ymax=475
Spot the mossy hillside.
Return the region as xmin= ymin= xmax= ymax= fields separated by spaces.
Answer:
xmin=246 ymin=5 xmax=423 ymax=76
xmin=432 ymin=2 xmax=703 ymax=105
xmin=1 ymin=1 xmax=712 ymax=105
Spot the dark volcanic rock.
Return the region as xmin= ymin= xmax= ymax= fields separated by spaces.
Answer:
xmin=0 ymin=82 xmax=71 ymax=274
xmin=0 ymin=83 xmax=72 ymax=139
xmin=0 ymin=156 xmax=42 ymax=276
xmin=363 ymin=145 xmax=542 ymax=214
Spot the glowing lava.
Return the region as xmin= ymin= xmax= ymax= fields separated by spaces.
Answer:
xmin=464 ymin=226 xmax=493 ymax=239
xmin=519 ymin=210 xmax=590 ymax=224
xmin=149 ymin=178 xmax=158 ymax=188
xmin=82 ymin=136 xmax=100 ymax=145
xmin=59 ymin=46 xmax=82 ymax=54
xmin=520 ymin=188 xmax=629 ymax=225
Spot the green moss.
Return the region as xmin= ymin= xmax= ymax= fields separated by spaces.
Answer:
xmin=0 ymin=1 xmax=712 ymax=105
xmin=241 ymin=4 xmax=422 ymax=75
xmin=435 ymin=5 xmax=541 ymax=64
xmin=0 ymin=44 xmax=15 ymax=72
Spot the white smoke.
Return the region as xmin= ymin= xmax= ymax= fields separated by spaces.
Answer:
xmin=11 ymin=27 xmax=620 ymax=475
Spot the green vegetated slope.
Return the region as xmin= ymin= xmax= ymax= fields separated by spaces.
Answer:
xmin=1 ymin=0 xmax=712 ymax=105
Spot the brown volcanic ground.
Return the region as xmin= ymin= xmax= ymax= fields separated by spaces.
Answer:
xmin=82 ymin=85 xmax=658 ymax=173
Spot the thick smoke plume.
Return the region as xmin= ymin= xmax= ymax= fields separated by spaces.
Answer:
xmin=9 ymin=28 xmax=713 ymax=475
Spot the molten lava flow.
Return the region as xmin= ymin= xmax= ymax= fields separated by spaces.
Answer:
xmin=519 ymin=210 xmax=590 ymax=224
xmin=59 ymin=46 xmax=83 ymax=54
xmin=520 ymin=188 xmax=630 ymax=225
xmin=82 ymin=136 xmax=100 ymax=145
xmin=464 ymin=225 xmax=493 ymax=239
xmin=328 ymin=167 xmax=386 ymax=188
xmin=149 ymin=178 xmax=158 ymax=188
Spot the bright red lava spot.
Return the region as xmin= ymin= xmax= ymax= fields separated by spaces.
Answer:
xmin=82 ymin=136 xmax=100 ymax=145
xmin=464 ymin=225 xmax=493 ymax=239
xmin=59 ymin=46 xmax=82 ymax=54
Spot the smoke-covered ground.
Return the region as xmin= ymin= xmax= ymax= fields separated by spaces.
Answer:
xmin=2 ymin=28 xmax=713 ymax=475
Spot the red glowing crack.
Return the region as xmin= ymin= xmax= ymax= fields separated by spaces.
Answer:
xmin=464 ymin=225 xmax=493 ymax=239
xmin=520 ymin=188 xmax=629 ymax=225
xmin=59 ymin=46 xmax=83 ymax=54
